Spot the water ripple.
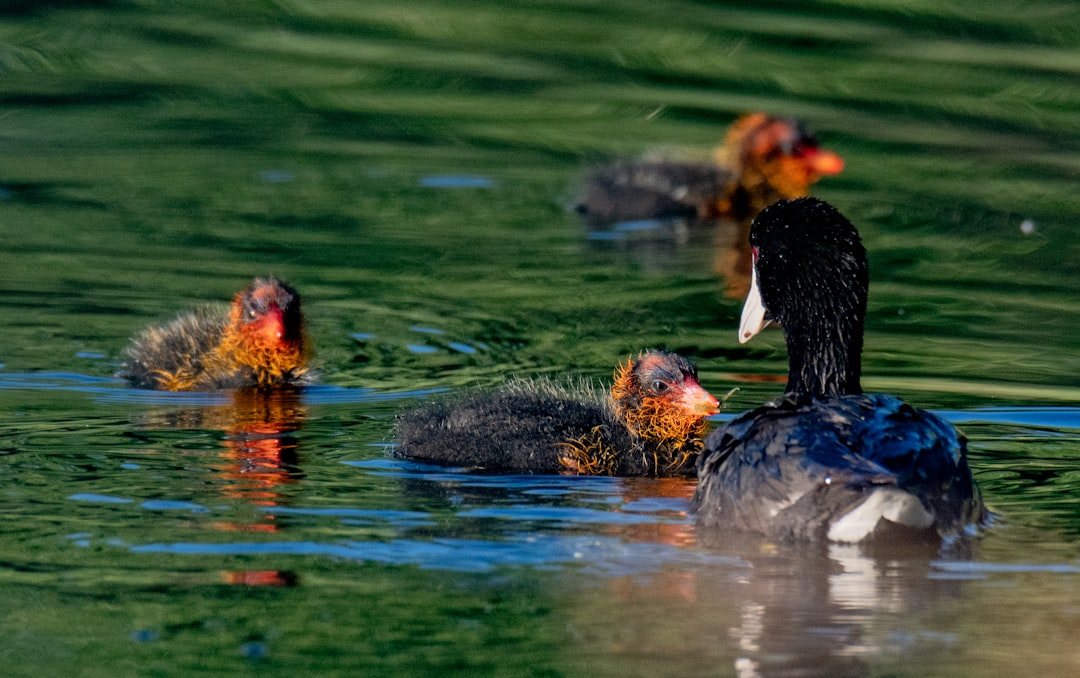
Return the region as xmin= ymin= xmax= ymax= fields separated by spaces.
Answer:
xmin=129 ymin=533 xmax=744 ymax=574
xmin=458 ymin=505 xmax=687 ymax=525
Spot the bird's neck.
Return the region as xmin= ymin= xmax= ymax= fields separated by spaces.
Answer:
xmin=784 ymin=319 xmax=863 ymax=399
xmin=214 ymin=320 xmax=309 ymax=384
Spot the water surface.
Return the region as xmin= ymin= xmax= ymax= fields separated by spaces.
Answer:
xmin=2 ymin=1 xmax=1080 ymax=675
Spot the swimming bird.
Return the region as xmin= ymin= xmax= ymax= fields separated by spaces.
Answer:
xmin=574 ymin=113 xmax=844 ymax=227
xmin=395 ymin=351 xmax=720 ymax=476
xmin=692 ymin=198 xmax=987 ymax=542
xmin=121 ymin=277 xmax=310 ymax=391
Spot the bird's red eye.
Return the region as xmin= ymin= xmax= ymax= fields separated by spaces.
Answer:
xmin=751 ymin=246 xmax=760 ymax=261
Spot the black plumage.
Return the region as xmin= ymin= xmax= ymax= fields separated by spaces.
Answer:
xmin=575 ymin=161 xmax=728 ymax=227
xmin=396 ymin=378 xmax=646 ymax=474
xmin=693 ymin=198 xmax=989 ymax=542
xmin=395 ymin=351 xmax=718 ymax=476
xmin=695 ymin=394 xmax=985 ymax=541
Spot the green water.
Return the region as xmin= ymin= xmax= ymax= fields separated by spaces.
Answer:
xmin=1 ymin=1 xmax=1080 ymax=676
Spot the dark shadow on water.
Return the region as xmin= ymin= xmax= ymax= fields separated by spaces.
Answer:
xmin=3 ymin=0 xmax=121 ymax=17
xmin=0 ymin=181 xmax=110 ymax=210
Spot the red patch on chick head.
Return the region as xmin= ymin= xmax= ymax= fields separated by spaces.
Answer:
xmin=235 ymin=278 xmax=301 ymax=349
xmin=739 ymin=116 xmax=845 ymax=193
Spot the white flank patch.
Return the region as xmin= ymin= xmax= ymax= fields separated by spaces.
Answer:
xmin=827 ymin=488 xmax=934 ymax=542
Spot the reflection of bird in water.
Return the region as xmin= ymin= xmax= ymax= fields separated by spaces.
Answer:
xmin=694 ymin=198 xmax=988 ymax=542
xmin=214 ymin=388 xmax=306 ymax=508
xmin=613 ymin=477 xmax=700 ymax=550
xmin=395 ymin=350 xmax=720 ymax=476
xmin=574 ymin=113 xmax=844 ymax=298
xmin=135 ymin=388 xmax=306 ymax=586
xmin=217 ymin=389 xmax=305 ymax=587
xmin=121 ymin=277 xmax=311 ymax=390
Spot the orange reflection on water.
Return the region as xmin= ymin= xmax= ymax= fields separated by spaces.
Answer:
xmin=618 ymin=477 xmax=698 ymax=550
xmin=143 ymin=388 xmax=306 ymax=585
xmin=215 ymin=389 xmax=305 ymax=509
xmin=213 ymin=389 xmax=305 ymax=586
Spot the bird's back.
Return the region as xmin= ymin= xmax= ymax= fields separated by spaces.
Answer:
xmin=693 ymin=394 xmax=986 ymax=541
xmin=575 ymin=161 xmax=730 ymax=226
xmin=121 ymin=308 xmax=228 ymax=390
xmin=395 ymin=378 xmax=636 ymax=473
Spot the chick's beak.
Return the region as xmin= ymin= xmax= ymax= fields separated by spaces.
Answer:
xmin=680 ymin=378 xmax=721 ymax=416
xmin=803 ymin=147 xmax=844 ymax=176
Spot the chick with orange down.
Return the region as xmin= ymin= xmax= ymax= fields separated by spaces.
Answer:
xmin=575 ymin=113 xmax=844 ymax=227
xmin=713 ymin=113 xmax=844 ymax=221
xmin=395 ymin=350 xmax=720 ymax=476
xmin=121 ymin=277 xmax=310 ymax=391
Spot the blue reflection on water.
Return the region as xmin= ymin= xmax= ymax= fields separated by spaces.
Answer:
xmin=129 ymin=534 xmax=743 ymax=574
xmin=69 ymin=493 xmax=134 ymax=504
xmin=447 ymin=342 xmax=479 ymax=354
xmin=931 ymin=560 xmax=1080 ymax=579
xmin=458 ymin=505 xmax=685 ymax=525
xmin=409 ymin=325 xmax=445 ymax=335
xmin=140 ymin=500 xmax=212 ymax=513
xmin=418 ymin=175 xmax=495 ymax=189
xmin=937 ymin=408 xmax=1080 ymax=430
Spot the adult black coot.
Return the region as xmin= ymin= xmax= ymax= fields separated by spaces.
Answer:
xmin=121 ymin=277 xmax=311 ymax=391
xmin=395 ymin=351 xmax=720 ymax=476
xmin=692 ymin=198 xmax=988 ymax=542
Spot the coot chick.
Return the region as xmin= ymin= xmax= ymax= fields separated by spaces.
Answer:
xmin=692 ymin=198 xmax=988 ymax=542
xmin=121 ymin=277 xmax=310 ymax=391
xmin=574 ymin=113 xmax=844 ymax=227
xmin=395 ymin=351 xmax=720 ymax=476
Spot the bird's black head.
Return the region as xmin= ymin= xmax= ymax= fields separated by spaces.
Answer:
xmin=744 ymin=197 xmax=868 ymax=398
